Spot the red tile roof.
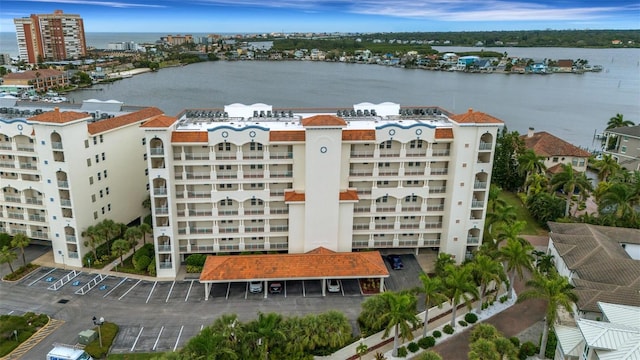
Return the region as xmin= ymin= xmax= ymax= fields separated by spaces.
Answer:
xmin=3 ymin=69 xmax=65 ymax=80
xmin=435 ymin=128 xmax=454 ymax=139
xmin=301 ymin=115 xmax=347 ymax=127
xmin=171 ymin=131 xmax=208 ymax=143
xmin=270 ymin=130 xmax=305 ymax=142
xmin=88 ymin=107 xmax=163 ymax=135
xmin=522 ymin=131 xmax=591 ymax=157
xmin=343 ymin=129 xmax=376 ymax=141
xmin=340 ymin=189 xmax=359 ymax=201
xmin=450 ymin=108 xmax=504 ymax=124
xmin=28 ymin=108 xmax=89 ymax=124
xmin=284 ymin=190 xmax=305 ymax=202
xmin=200 ymin=248 xmax=389 ymax=282
xmin=140 ymin=115 xmax=178 ymax=128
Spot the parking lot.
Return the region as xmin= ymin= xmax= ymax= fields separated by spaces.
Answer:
xmin=14 ymin=252 xmax=423 ymax=354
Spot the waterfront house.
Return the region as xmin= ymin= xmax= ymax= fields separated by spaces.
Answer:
xmin=521 ymin=128 xmax=591 ymax=173
xmin=602 ymin=125 xmax=640 ymax=171
xmin=2 ymin=69 xmax=69 ymax=93
xmin=456 ymin=56 xmax=480 ymax=70
xmin=554 ymin=59 xmax=574 ymax=73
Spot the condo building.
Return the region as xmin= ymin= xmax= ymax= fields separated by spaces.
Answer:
xmin=141 ymin=102 xmax=503 ymax=278
xmin=14 ymin=10 xmax=87 ymax=63
xmin=0 ymin=97 xmax=160 ymax=268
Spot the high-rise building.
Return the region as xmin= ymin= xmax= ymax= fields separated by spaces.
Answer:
xmin=0 ymin=98 xmax=160 ymax=268
xmin=14 ymin=10 xmax=87 ymax=64
xmin=141 ymin=102 xmax=503 ymax=278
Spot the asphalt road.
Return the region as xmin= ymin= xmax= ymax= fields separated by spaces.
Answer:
xmin=0 ymin=246 xmax=425 ymax=358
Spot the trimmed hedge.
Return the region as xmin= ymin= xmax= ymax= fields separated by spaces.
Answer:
xmin=432 ymin=330 xmax=442 ymax=338
xmin=418 ymin=336 xmax=436 ymax=349
xmin=443 ymin=324 xmax=455 ymax=334
xmin=464 ymin=312 xmax=478 ymax=324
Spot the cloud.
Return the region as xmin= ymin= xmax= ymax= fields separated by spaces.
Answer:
xmin=18 ymin=0 xmax=165 ymax=8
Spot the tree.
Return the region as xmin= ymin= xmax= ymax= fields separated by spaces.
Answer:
xmin=595 ymin=154 xmax=620 ymax=182
xmin=82 ymin=225 xmax=101 ymax=259
xmin=598 ymin=182 xmax=640 ymax=225
xmin=417 ymin=273 xmax=448 ymax=338
xmin=606 ymin=113 xmax=634 ymax=129
xmin=11 ymin=233 xmax=31 ymax=266
xmin=111 ymin=239 xmax=130 ymax=264
xmin=468 ymin=338 xmax=500 ymax=360
xmin=550 ymin=163 xmax=593 ymax=217
xmin=491 ymin=128 xmax=525 ymax=191
xmin=418 ymin=351 xmax=443 ymax=360
xmin=0 ymin=246 xmax=18 ymax=273
xmin=487 ymin=184 xmax=506 ymax=214
xmin=375 ymin=291 xmax=420 ymax=357
xmin=124 ymin=226 xmax=143 ymax=252
xmin=434 ymin=253 xmax=455 ymax=278
xmin=499 ymin=237 xmax=534 ymax=299
xmin=470 ymin=254 xmax=506 ymax=312
xmin=139 ymin=223 xmax=152 ymax=245
xmin=484 ymin=204 xmax=518 ymax=248
xmin=249 ymin=312 xmax=286 ymax=360
xmin=524 ymin=172 xmax=549 ymax=197
xmin=443 ymin=265 xmax=479 ymax=328
xmin=517 ymin=149 xmax=547 ymax=192
xmin=518 ymin=272 xmax=578 ymax=359
xmin=182 ymin=325 xmax=238 ymax=359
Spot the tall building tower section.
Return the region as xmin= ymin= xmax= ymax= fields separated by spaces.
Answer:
xmin=14 ymin=10 xmax=87 ymax=64
xmin=141 ymin=102 xmax=504 ymax=278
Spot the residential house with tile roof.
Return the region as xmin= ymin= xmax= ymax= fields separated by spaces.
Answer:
xmin=547 ymin=222 xmax=640 ymax=317
xmin=0 ymin=98 xmax=162 ymax=267
xmin=602 ymin=125 xmax=640 ymax=171
xmin=142 ymin=103 xmax=503 ymax=278
xmin=522 ymin=128 xmax=592 ymax=174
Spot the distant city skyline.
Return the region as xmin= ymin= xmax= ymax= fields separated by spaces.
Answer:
xmin=2 ymin=0 xmax=639 ymax=34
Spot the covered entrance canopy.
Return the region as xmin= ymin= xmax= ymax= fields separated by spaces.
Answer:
xmin=199 ymin=247 xmax=389 ymax=299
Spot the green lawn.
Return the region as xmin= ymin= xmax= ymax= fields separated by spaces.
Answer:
xmin=499 ymin=191 xmax=548 ymax=236
xmin=108 ymin=354 xmax=165 ymax=360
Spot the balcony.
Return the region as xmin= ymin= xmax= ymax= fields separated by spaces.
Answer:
xmin=149 ymin=148 xmax=164 ymax=155
xmin=352 ymin=224 xmax=370 ymax=230
xmin=68 ymin=251 xmax=79 ymax=259
xmin=379 ymin=151 xmax=401 ymax=158
xmin=16 ymin=145 xmax=35 ymax=152
xmin=185 ymin=153 xmax=209 ymax=160
xmin=270 ymin=225 xmax=289 ymax=232
xmin=190 ymin=227 xmax=213 ymax=234
xmin=57 ymin=180 xmax=69 ymax=188
xmin=474 ymin=181 xmax=487 ymax=189
xmin=378 ymin=170 xmax=399 ymax=176
xmin=479 ymin=142 xmax=492 ymax=151
xmin=376 ymin=207 xmax=396 ymax=212
xmin=405 ymin=150 xmax=427 ymax=157
xmin=187 ymin=191 xmax=210 ymax=199
xmin=158 ymin=245 xmax=172 ymax=252
xmin=430 ymin=168 xmax=448 ymax=175
xmin=186 ymin=172 xmax=211 ymax=180
xmin=66 ymin=235 xmax=76 ymax=242
xmin=402 ymin=206 xmax=421 ymax=212
xmin=270 ymin=208 xmax=288 ymax=215
xmin=426 ymin=205 xmax=444 ymax=211
xmin=25 ymin=198 xmax=43 ymax=205
xmin=0 ymin=144 xmax=11 ymax=150
xmin=8 ymin=212 xmax=24 ymax=219
xmin=471 ymin=200 xmax=485 ymax=208
xmin=244 ymin=172 xmax=264 ymax=179
xmin=245 ymin=209 xmax=264 ymax=215
xmin=155 ymin=207 xmax=169 ymax=215
xmin=60 ymin=199 xmax=72 ymax=207
xmin=432 ymin=150 xmax=450 ymax=157
xmin=245 ymin=226 xmax=264 ymax=232
xmin=354 ymin=207 xmax=370 ymax=213
xmin=399 ymin=223 xmax=420 ymax=229
xmin=270 ymin=189 xmax=285 ymax=196
xmin=349 ymin=170 xmax=373 ymax=177
xmin=159 ymin=262 xmax=172 ymax=269
xmin=424 ymin=222 xmax=443 ymax=229
xmin=270 ymin=171 xmax=292 ymax=178
xmin=154 ymin=188 xmax=167 ymax=195
xmin=219 ymin=210 xmax=239 ymax=216
xmin=215 ymin=153 xmax=237 ymax=160
xmin=429 ymin=187 xmax=446 ymax=194
xmin=5 ymin=196 xmax=21 ymax=203
xmin=51 ymin=142 xmax=63 ymax=150
xmin=190 ymin=210 xmax=212 ymax=216
xmin=28 ymin=214 xmax=46 ymax=222
xmin=219 ymin=227 xmax=239 ymax=234
xmin=32 ymin=231 xmax=49 ymax=239
xmin=269 ymin=152 xmax=293 ymax=159
xmin=243 ymin=152 xmax=264 ymax=159
xmin=0 ymin=161 xmax=15 ymax=168
xmin=467 ymin=236 xmax=480 ymax=244
xmin=350 ymin=151 xmax=374 ymax=158
xmin=374 ymin=223 xmax=395 ymax=229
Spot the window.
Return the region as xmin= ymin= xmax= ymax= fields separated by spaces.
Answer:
xmin=93 ymin=137 xmax=97 ymax=145
xmin=250 ymin=143 xmax=263 ymax=151
xmin=93 ymin=211 xmax=98 ymax=219
xmin=409 ymin=140 xmax=422 ymax=149
xmin=250 ymin=164 xmax=263 ymax=170
xmin=553 ymin=157 xmax=559 ymax=162
xmin=84 ymin=140 xmax=89 ymax=148
xmin=250 ymin=183 xmax=263 ymax=189
xmin=89 ymin=176 xmax=93 ymax=185
xmin=101 ymin=152 xmax=105 ymax=161
xmin=105 ymin=187 xmax=110 ymax=195
xmin=579 ymin=160 xmax=585 ymax=166
xmin=142 ymin=138 xmax=146 ymax=145
xmin=99 ymin=135 xmax=103 ymax=143
xmin=380 ymin=162 xmax=390 ymax=168
xmin=97 ymin=172 xmax=101 ymax=180
xmin=218 ymin=143 xmax=231 ymax=151
xmin=103 ymin=170 xmax=107 ymax=178
xmin=99 ymin=190 xmax=103 ymax=198
xmin=377 ymin=180 xmax=389 ymax=185
xmin=91 ymin=194 xmax=96 ymax=203
xmin=376 ymin=196 xmax=388 ymax=203
xmin=107 ymin=204 xmax=111 ymax=211
xmin=621 ymin=146 xmax=627 ymax=153
xmin=101 ymin=207 xmax=105 ymax=215
xmin=86 ymin=158 xmax=91 ymax=166
xmin=146 ymin=183 xmax=150 ymax=191
xmin=405 ymin=195 xmax=418 ymax=202
xmin=250 ymin=199 xmax=263 ymax=206
xmin=145 ymin=169 xmax=149 ymax=176
xmin=95 ymin=154 xmax=99 ymax=163
xmin=144 ymin=153 xmax=147 ymax=160
xmin=221 ymin=199 xmax=233 ymax=206
xmin=408 ymin=162 xmax=421 ymax=167
xmin=379 ymin=141 xmax=392 ymax=149
xmin=218 ymin=165 xmax=231 ymax=170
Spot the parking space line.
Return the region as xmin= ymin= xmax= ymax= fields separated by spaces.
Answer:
xmin=145 ymin=281 xmax=157 ymax=304
xmin=119 ymin=279 xmax=142 ymax=300
xmin=131 ymin=327 xmax=144 ymax=352
xmin=173 ymin=325 xmax=184 ymax=351
xmin=185 ymin=280 xmax=194 ymax=302
xmin=152 ymin=326 xmax=164 ymax=350
xmin=302 ymin=281 xmax=306 ymax=297
xmin=165 ymin=281 xmax=175 ymax=303
xmin=284 ymin=281 xmax=288 ymax=298
xmin=225 ymin=283 xmax=231 ymax=299
xmin=104 ymin=277 xmax=128 ymax=298
xmin=244 ymin=282 xmax=248 ymax=300
xmin=200 ymin=324 xmax=204 ymax=331
xmin=339 ymin=280 xmax=345 ymax=296
xmin=28 ymin=268 xmax=56 ymax=286
xmin=8 ymin=310 xmax=14 ymax=315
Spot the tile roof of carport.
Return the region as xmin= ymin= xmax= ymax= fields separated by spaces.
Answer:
xmin=199 ymin=247 xmax=389 ymax=283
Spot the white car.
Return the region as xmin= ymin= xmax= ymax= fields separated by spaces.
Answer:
xmin=327 ymin=279 xmax=340 ymax=293
xmin=249 ymin=281 xmax=263 ymax=293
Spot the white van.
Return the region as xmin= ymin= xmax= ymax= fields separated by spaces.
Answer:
xmin=46 ymin=344 xmax=93 ymax=360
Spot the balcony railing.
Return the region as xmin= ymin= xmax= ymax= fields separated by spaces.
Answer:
xmin=17 ymin=146 xmax=35 ymax=152
xmin=350 ymin=151 xmax=375 ymax=158
xmin=402 ymin=206 xmax=421 ymax=212
xmin=158 ymin=245 xmax=172 ymax=252
xmin=219 ymin=227 xmax=239 ymax=233
xmin=155 ymin=207 xmax=169 ymax=215
xmin=60 ymin=199 xmax=72 ymax=207
xmin=57 ymin=180 xmax=69 ymax=188
xmin=430 ymin=168 xmax=449 ymax=175
xmin=405 ymin=151 xmax=427 ymax=157
xmin=28 ymin=214 xmax=46 ymax=222
xmin=432 ymin=150 xmax=450 ymax=156
xmin=219 ymin=210 xmax=239 ymax=216
xmin=245 ymin=226 xmax=264 ymax=232
xmin=190 ymin=210 xmax=212 ymax=216
xmin=0 ymin=162 xmax=15 ymax=168
xmin=424 ymin=222 xmax=443 ymax=228
xmin=399 ymin=223 xmax=420 ymax=229
xmin=474 ymin=181 xmax=487 ymax=189
xmin=426 ymin=205 xmax=445 ymax=211
xmin=68 ymin=251 xmax=79 ymax=259
xmin=51 ymin=142 xmax=63 ymax=150
xmin=66 ymin=235 xmax=76 ymax=242
xmin=270 ymin=171 xmax=292 ymax=178
xmin=243 ymin=152 xmax=264 ymax=159
xmin=159 ymin=262 xmax=172 ymax=269
xmin=352 ymin=224 xmax=370 ymax=230
xmin=215 ymin=153 xmax=237 ymax=160
xmin=471 ymin=200 xmax=485 ymax=208
xmin=32 ymin=231 xmax=49 ymax=239
xmin=379 ymin=151 xmax=400 ymax=158
xmin=5 ymin=196 xmax=21 ymax=203
xmin=149 ymin=148 xmax=164 ymax=155
xmin=269 ymin=152 xmax=293 ymax=159
xmin=374 ymin=223 xmax=395 ymax=229
xmin=245 ymin=209 xmax=264 ymax=215
xmin=187 ymin=191 xmax=210 ymax=198
xmin=479 ymin=142 xmax=492 ymax=150
xmin=429 ymin=186 xmax=446 ymax=194
xmin=467 ymin=236 xmax=480 ymax=244
xmin=185 ymin=153 xmax=209 ymax=160
xmin=354 ymin=207 xmax=370 ymax=213
xmin=26 ymin=198 xmax=43 ymax=205
xmin=349 ymin=170 xmax=373 ymax=176
xmin=270 ymin=208 xmax=288 ymax=215
xmin=376 ymin=207 xmax=396 ymax=212
xmin=154 ymin=188 xmax=167 ymax=195
xmin=270 ymin=226 xmax=289 ymax=232
xmin=244 ymin=172 xmax=264 ymax=179
xmin=20 ymin=163 xmax=37 ymax=169
xmin=186 ymin=172 xmax=211 ymax=180
xmin=8 ymin=212 xmax=24 ymax=219
xmin=0 ymin=144 xmax=11 ymax=150
xmin=270 ymin=189 xmax=285 ymax=196
xmin=190 ymin=227 xmax=213 ymax=234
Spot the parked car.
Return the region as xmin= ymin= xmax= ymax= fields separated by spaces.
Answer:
xmin=249 ymin=280 xmax=263 ymax=293
xmin=386 ymin=254 xmax=404 ymax=270
xmin=327 ymin=279 xmax=340 ymax=293
xmin=268 ymin=282 xmax=282 ymax=294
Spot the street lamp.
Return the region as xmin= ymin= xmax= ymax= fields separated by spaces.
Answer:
xmin=93 ymin=316 xmax=104 ymax=348
xmin=58 ymin=250 xmax=65 ymax=270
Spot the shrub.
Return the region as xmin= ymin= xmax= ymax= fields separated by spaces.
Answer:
xmin=519 ymin=341 xmax=538 ymax=360
xmin=544 ymin=330 xmax=558 ymax=359
xmin=186 ymin=265 xmax=203 ymax=273
xmin=133 ymin=254 xmax=151 ymax=271
xmin=147 ymin=259 xmax=156 ymax=276
xmin=509 ymin=336 xmax=520 ymax=348
xmin=84 ymin=322 xmax=119 ymax=359
xmin=482 ymin=302 xmax=490 ymax=310
xmin=418 ymin=336 xmax=436 ymax=349
xmin=396 ymin=346 xmax=408 ymax=357
xmin=374 ymin=352 xmax=387 ymax=360
xmin=458 ymin=320 xmax=468 ymax=327
xmin=186 ymin=253 xmax=207 ymax=267
xmin=499 ymin=295 xmax=508 ymax=303
xmin=407 ymin=342 xmax=420 ymax=353
xmin=465 ymin=312 xmax=478 ymax=324
xmin=443 ymin=324 xmax=454 ymax=334
xmin=432 ymin=330 xmax=442 ymax=338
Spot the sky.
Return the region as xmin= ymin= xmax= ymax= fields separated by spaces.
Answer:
xmin=1 ymin=0 xmax=639 ymax=33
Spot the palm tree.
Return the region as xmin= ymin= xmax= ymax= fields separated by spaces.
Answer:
xmin=518 ymin=272 xmax=578 ymax=359
xmin=139 ymin=223 xmax=152 ymax=245
xmin=606 ymin=113 xmax=634 ymax=129
xmin=484 ymin=204 xmax=518 ymax=248
xmin=376 ymin=291 xmax=420 ymax=357
xmin=250 ymin=312 xmax=286 ymax=360
xmin=0 ymin=246 xmax=18 ymax=273
xmin=550 ymin=163 xmax=593 ymax=217
xmin=316 ymin=310 xmax=352 ymax=349
xmin=524 ymin=172 xmax=549 ymax=197
xmin=417 ymin=273 xmax=448 ymax=338
xmin=182 ymin=325 xmax=238 ymax=359
xmin=598 ymin=182 xmax=640 ymax=224
xmin=470 ymin=254 xmax=506 ymax=313
xmin=495 ymin=220 xmax=527 ymax=247
xmin=111 ymin=239 xmax=130 ymax=264
xmin=443 ymin=265 xmax=479 ymax=328
xmin=124 ymin=226 xmax=143 ymax=252
xmin=82 ymin=225 xmax=101 ymax=259
xmin=418 ymin=351 xmax=443 ymax=360
xmin=595 ymin=154 xmax=620 ymax=182
xmin=498 ymin=238 xmax=534 ymax=299
xmin=487 ymin=184 xmax=506 ymax=214
xmin=517 ymin=149 xmax=547 ymax=191
xmin=210 ymin=314 xmax=242 ymax=349
xmin=11 ymin=233 xmax=31 ymax=266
